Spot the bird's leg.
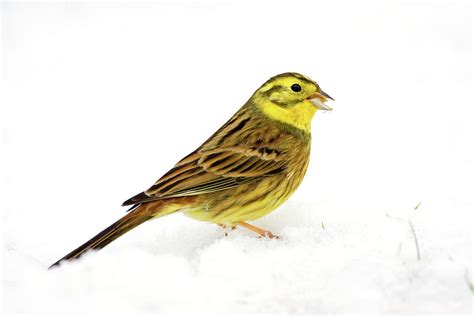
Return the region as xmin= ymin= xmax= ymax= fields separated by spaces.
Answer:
xmin=236 ymin=221 xmax=279 ymax=239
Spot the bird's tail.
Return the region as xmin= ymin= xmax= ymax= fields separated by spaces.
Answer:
xmin=49 ymin=204 xmax=154 ymax=269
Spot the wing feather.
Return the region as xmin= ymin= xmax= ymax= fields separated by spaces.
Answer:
xmin=122 ymin=146 xmax=287 ymax=206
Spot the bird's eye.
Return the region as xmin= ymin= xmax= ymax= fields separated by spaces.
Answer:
xmin=291 ymin=84 xmax=302 ymax=92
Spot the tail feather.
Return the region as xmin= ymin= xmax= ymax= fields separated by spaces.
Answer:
xmin=49 ymin=206 xmax=151 ymax=269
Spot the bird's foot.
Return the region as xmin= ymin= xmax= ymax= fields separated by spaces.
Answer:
xmin=236 ymin=221 xmax=280 ymax=239
xmin=217 ymin=223 xmax=236 ymax=237
xmin=259 ymin=230 xmax=280 ymax=239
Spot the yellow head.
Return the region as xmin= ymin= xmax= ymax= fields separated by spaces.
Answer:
xmin=251 ymin=72 xmax=333 ymax=133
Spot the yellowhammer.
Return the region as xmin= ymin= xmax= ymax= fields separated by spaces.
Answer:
xmin=50 ymin=72 xmax=333 ymax=268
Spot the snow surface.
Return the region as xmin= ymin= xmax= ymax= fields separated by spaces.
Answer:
xmin=1 ymin=1 xmax=472 ymax=314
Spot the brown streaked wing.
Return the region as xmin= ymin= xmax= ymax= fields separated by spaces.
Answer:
xmin=121 ymin=146 xmax=287 ymax=206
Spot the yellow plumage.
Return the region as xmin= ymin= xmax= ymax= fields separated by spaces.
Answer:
xmin=50 ymin=72 xmax=333 ymax=268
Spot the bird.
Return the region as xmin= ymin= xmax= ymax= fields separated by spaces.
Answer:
xmin=49 ymin=72 xmax=333 ymax=269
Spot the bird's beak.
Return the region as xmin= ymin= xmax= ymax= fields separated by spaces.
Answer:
xmin=307 ymin=90 xmax=334 ymax=111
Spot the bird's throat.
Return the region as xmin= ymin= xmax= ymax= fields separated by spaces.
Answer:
xmin=256 ymin=100 xmax=316 ymax=134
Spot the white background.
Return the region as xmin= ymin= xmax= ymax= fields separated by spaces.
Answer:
xmin=1 ymin=0 xmax=472 ymax=314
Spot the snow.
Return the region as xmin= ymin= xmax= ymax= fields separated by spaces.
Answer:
xmin=1 ymin=0 xmax=472 ymax=314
